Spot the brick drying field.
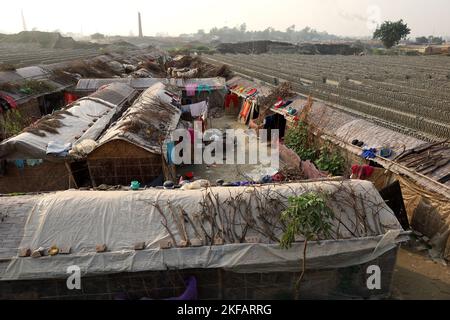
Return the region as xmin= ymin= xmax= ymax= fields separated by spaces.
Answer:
xmin=204 ymin=54 xmax=450 ymax=141
xmin=0 ymin=43 xmax=101 ymax=67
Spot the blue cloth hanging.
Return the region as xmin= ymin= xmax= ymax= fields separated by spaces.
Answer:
xmin=197 ymin=84 xmax=212 ymax=96
xmin=15 ymin=160 xmax=25 ymax=170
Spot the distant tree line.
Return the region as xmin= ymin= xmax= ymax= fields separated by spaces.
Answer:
xmin=180 ymin=24 xmax=342 ymax=43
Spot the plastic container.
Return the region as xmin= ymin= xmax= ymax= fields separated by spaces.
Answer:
xmin=130 ymin=181 xmax=140 ymax=190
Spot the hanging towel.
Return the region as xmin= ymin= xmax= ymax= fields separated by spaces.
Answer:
xmin=197 ymin=84 xmax=212 ymax=96
xmin=187 ymin=101 xmax=208 ymax=117
xmin=186 ymin=83 xmax=198 ymax=97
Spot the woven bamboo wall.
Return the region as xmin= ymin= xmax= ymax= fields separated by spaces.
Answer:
xmin=0 ymin=161 xmax=70 ymax=194
xmin=87 ymin=140 xmax=163 ymax=187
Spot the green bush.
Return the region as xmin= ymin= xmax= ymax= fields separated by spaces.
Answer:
xmin=280 ymin=192 xmax=335 ymax=249
xmin=1 ymin=109 xmax=25 ymax=138
xmin=315 ymin=146 xmax=345 ymax=176
xmin=285 ymin=122 xmax=317 ymax=161
xmin=285 ymin=122 xmax=346 ymax=176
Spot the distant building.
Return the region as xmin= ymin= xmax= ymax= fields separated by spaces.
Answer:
xmin=0 ymin=66 xmax=78 ymax=140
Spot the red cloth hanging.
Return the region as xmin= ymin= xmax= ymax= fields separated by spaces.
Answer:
xmin=351 ymin=165 xmax=375 ymax=180
xmin=224 ymin=93 xmax=239 ymax=109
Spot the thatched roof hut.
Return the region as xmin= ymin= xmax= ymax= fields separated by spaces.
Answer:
xmin=87 ymin=82 xmax=182 ymax=187
xmin=0 ymin=83 xmax=137 ymax=193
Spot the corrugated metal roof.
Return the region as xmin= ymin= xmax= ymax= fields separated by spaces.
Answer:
xmin=0 ymin=66 xmax=72 ymax=103
xmin=395 ymin=142 xmax=450 ymax=186
xmin=0 ymin=71 xmax=22 ymax=83
xmin=89 ymin=82 xmax=137 ymax=106
xmin=15 ymin=66 xmax=49 ymax=79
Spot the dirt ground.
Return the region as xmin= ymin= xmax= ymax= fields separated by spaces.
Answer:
xmin=177 ymin=112 xmax=279 ymax=183
xmin=392 ymin=246 xmax=450 ymax=300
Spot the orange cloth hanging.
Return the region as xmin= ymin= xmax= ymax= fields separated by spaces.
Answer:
xmin=240 ymin=100 xmax=252 ymax=119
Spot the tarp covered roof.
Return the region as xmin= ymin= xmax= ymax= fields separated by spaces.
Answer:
xmin=0 ymin=83 xmax=136 ymax=161
xmin=94 ymin=82 xmax=181 ymax=155
xmin=75 ymin=77 xmax=226 ymax=92
xmin=284 ymin=98 xmax=426 ymax=156
xmin=0 ymin=180 xmax=406 ymax=280
xmin=272 ymin=96 xmax=450 ymax=190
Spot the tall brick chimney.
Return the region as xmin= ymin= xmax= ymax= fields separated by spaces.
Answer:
xmin=138 ymin=12 xmax=143 ymax=38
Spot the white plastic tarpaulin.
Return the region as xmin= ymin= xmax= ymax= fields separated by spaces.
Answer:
xmin=0 ymin=83 xmax=136 ymax=161
xmin=0 ymin=180 xmax=407 ymax=280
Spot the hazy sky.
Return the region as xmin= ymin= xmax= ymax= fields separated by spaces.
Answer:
xmin=0 ymin=0 xmax=449 ymax=37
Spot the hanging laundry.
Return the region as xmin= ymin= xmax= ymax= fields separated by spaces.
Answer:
xmin=15 ymin=160 xmax=25 ymax=170
xmin=25 ymin=159 xmax=43 ymax=167
xmin=185 ymin=83 xmax=198 ymax=97
xmin=197 ymin=84 xmax=212 ymax=96
xmin=224 ymin=93 xmax=239 ymax=109
xmin=187 ymin=101 xmax=208 ymax=117
xmin=351 ymin=164 xmax=375 ymax=180
xmin=239 ymin=99 xmax=253 ymax=122
xmin=181 ymin=105 xmax=191 ymax=114
xmin=263 ymin=114 xmax=287 ymax=138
